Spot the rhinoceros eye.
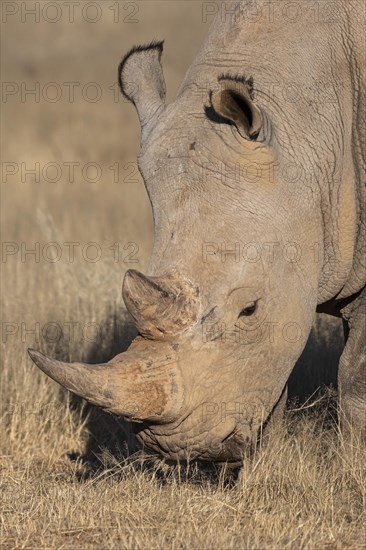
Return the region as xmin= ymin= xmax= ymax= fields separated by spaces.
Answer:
xmin=238 ymin=302 xmax=257 ymax=318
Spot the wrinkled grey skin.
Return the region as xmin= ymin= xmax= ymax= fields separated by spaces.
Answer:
xmin=29 ymin=0 xmax=365 ymax=463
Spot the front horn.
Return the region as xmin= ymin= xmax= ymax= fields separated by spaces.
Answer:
xmin=28 ymin=338 xmax=183 ymax=423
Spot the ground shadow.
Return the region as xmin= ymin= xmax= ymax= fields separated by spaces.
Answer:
xmin=69 ymin=449 xmax=242 ymax=488
xmin=68 ymin=302 xmax=140 ymax=468
xmin=288 ymin=313 xmax=343 ymax=403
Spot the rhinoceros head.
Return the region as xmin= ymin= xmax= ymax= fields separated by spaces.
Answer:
xmin=29 ymin=42 xmax=321 ymax=463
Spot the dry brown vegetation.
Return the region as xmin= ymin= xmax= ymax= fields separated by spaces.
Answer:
xmin=1 ymin=3 xmax=365 ymax=549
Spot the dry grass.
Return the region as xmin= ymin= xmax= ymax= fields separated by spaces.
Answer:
xmin=2 ymin=378 xmax=366 ymax=549
xmin=1 ymin=3 xmax=365 ymax=549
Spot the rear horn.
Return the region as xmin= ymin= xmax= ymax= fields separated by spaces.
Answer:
xmin=122 ymin=269 xmax=199 ymax=340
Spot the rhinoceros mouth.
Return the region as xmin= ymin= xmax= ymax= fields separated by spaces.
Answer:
xmin=136 ymin=434 xmax=251 ymax=464
xmin=134 ymin=415 xmax=255 ymax=464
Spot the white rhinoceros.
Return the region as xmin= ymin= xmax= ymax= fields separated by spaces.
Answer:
xmin=29 ymin=0 xmax=365 ymax=463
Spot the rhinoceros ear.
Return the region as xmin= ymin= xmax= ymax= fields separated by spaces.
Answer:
xmin=210 ymin=78 xmax=262 ymax=140
xmin=118 ymin=41 xmax=166 ymax=129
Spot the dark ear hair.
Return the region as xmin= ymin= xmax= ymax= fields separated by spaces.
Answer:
xmin=210 ymin=79 xmax=262 ymax=140
xmin=118 ymin=41 xmax=166 ymax=129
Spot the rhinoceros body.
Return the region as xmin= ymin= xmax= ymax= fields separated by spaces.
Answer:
xmin=29 ymin=0 xmax=365 ymax=463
